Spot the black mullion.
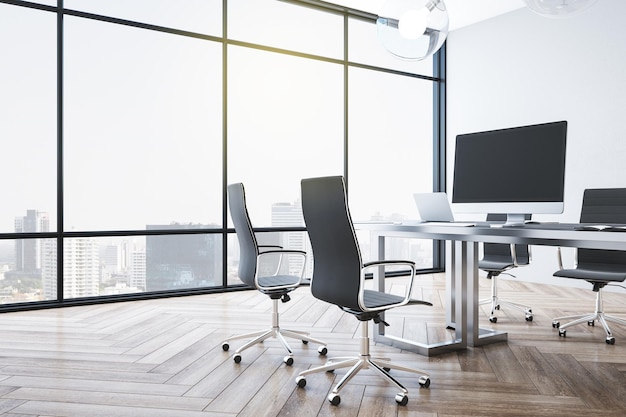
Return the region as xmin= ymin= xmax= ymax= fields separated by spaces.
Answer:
xmin=343 ymin=13 xmax=349 ymax=189
xmin=432 ymin=42 xmax=447 ymax=270
xmin=57 ymin=0 xmax=64 ymax=303
xmin=222 ymin=0 xmax=229 ymax=289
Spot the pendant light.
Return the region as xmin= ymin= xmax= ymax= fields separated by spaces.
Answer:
xmin=376 ymin=0 xmax=449 ymax=61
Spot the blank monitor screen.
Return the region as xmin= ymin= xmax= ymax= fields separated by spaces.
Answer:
xmin=452 ymin=121 xmax=567 ymax=222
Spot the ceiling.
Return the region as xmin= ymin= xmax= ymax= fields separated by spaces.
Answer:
xmin=330 ymin=0 xmax=526 ymax=31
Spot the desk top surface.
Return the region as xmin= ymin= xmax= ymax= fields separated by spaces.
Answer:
xmin=354 ymin=221 xmax=626 ymax=250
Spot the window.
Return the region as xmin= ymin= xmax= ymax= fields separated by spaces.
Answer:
xmin=228 ymin=0 xmax=343 ymax=58
xmin=64 ymin=16 xmax=223 ymax=231
xmin=0 ymin=4 xmax=57 ymax=234
xmin=64 ymin=0 xmax=222 ymax=36
xmin=227 ymin=46 xmax=344 ymax=227
xmin=0 ymin=0 xmax=444 ymax=310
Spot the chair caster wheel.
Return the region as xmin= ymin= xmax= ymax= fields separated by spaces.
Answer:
xmin=284 ymin=356 xmax=294 ymax=366
xmin=588 ymin=320 xmax=595 ymax=326
xmin=558 ymin=329 xmax=566 ymax=337
xmin=495 ymin=305 xmax=501 ymax=310
xmin=419 ymin=376 xmax=431 ymax=388
xmin=395 ymin=393 xmax=408 ymax=406
xmin=233 ymin=354 xmax=242 ymax=363
xmin=328 ymin=393 xmax=340 ymax=406
xmin=525 ymin=314 xmax=533 ymax=322
xmin=302 ymin=340 xmax=308 ymax=344
xmin=222 ymin=343 xmax=229 ymax=351
xmin=552 ymin=321 xmax=560 ymax=328
xmin=489 ymin=316 xmax=497 ymax=323
xmin=606 ymin=337 xmax=615 ymax=345
xmin=296 ymin=376 xmax=306 ymax=388
xmin=318 ymin=346 xmax=328 ymax=356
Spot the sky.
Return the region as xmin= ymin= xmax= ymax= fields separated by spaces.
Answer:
xmin=0 ymin=0 xmax=435 ymax=234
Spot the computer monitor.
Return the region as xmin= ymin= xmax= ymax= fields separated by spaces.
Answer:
xmin=451 ymin=120 xmax=567 ymax=225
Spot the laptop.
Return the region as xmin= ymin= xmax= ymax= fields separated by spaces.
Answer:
xmin=413 ymin=192 xmax=456 ymax=222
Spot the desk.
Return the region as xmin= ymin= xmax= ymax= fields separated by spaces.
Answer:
xmin=356 ymin=222 xmax=626 ymax=356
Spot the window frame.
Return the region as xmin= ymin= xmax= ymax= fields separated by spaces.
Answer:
xmin=0 ymin=0 xmax=446 ymax=312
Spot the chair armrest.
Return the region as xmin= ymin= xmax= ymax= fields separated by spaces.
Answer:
xmin=555 ymin=246 xmax=582 ymax=271
xmin=510 ymin=244 xmax=519 ymax=267
xmin=258 ymin=245 xmax=283 ymax=253
xmin=255 ymin=249 xmax=307 ymax=290
xmin=360 ymin=260 xmax=416 ymax=312
xmin=363 ymin=260 xmax=416 ymax=269
xmin=258 ymin=249 xmax=306 ymax=256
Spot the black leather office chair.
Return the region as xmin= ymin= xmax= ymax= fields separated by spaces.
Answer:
xmin=296 ymin=176 xmax=431 ymax=406
xmin=552 ymin=188 xmax=626 ymax=344
xmin=222 ymin=183 xmax=327 ymax=365
xmin=479 ymin=213 xmax=533 ymax=323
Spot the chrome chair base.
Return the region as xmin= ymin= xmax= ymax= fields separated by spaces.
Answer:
xmin=480 ymin=274 xmax=533 ymax=323
xmin=295 ymin=321 xmax=430 ymax=406
xmin=552 ymin=288 xmax=626 ymax=345
xmin=222 ymin=298 xmax=327 ymax=365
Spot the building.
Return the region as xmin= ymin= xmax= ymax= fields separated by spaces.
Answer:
xmin=271 ymin=200 xmax=309 ymax=276
xmin=14 ymin=209 xmax=49 ymax=273
xmin=41 ymin=237 xmax=100 ymax=300
xmin=145 ymin=224 xmax=221 ymax=291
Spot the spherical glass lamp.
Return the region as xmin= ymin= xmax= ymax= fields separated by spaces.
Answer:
xmin=523 ymin=0 xmax=599 ymax=18
xmin=376 ymin=0 xmax=449 ymax=61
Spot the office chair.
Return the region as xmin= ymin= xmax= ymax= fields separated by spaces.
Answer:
xmin=296 ymin=176 xmax=431 ymax=406
xmin=552 ymin=188 xmax=626 ymax=345
xmin=479 ymin=213 xmax=533 ymax=323
xmin=221 ymin=183 xmax=327 ymax=365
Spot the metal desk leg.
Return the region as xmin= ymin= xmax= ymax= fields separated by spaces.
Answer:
xmin=445 ymin=240 xmax=455 ymax=328
xmin=453 ymin=240 xmax=468 ymax=344
xmin=370 ymin=232 xmax=467 ymax=356
xmin=466 ymin=240 xmax=508 ymax=346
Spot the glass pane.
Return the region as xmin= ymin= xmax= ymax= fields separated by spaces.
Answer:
xmin=227 ymin=231 xmax=311 ymax=287
xmin=349 ymin=17 xmax=433 ymax=77
xmin=348 ymin=67 xmax=434 ymax=266
xmin=355 ymin=231 xmax=434 ymax=269
xmin=0 ymin=5 xmax=57 ymax=233
xmin=0 ymin=238 xmax=56 ymax=304
xmin=145 ymin=232 xmax=222 ymax=292
xmin=60 ymin=233 xmax=222 ymax=299
xmin=64 ymin=17 xmax=222 ymax=231
xmin=228 ymin=0 xmax=343 ymax=59
xmin=227 ymin=45 xmax=344 ymax=227
xmin=64 ymin=0 xmax=222 ymax=36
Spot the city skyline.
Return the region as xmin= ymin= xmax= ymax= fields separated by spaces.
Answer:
xmin=0 ymin=201 xmax=435 ymax=304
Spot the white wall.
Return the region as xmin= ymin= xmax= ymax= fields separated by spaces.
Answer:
xmin=446 ymin=0 xmax=626 ymax=291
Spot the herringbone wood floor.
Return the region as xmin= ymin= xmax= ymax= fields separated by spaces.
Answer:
xmin=0 ymin=274 xmax=625 ymax=416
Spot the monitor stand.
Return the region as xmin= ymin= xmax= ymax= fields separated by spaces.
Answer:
xmin=488 ymin=213 xmax=529 ymax=228
xmin=503 ymin=213 xmax=528 ymax=227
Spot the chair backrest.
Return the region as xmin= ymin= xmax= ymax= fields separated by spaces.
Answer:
xmin=483 ymin=213 xmax=531 ymax=264
xmin=227 ymin=183 xmax=258 ymax=287
xmin=301 ymin=176 xmax=363 ymax=311
xmin=578 ymin=188 xmax=626 ymax=267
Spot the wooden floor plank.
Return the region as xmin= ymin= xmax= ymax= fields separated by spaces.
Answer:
xmin=0 ymin=275 xmax=625 ymax=416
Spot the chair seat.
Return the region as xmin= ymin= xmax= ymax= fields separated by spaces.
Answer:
xmin=478 ymin=258 xmax=515 ymax=272
xmin=257 ymin=274 xmax=301 ymax=288
xmin=554 ymin=265 xmax=626 ymax=283
xmin=363 ymin=289 xmax=405 ymax=309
